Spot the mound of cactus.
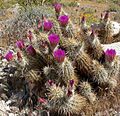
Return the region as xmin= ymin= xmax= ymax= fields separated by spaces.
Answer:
xmin=1 ymin=2 xmax=120 ymax=116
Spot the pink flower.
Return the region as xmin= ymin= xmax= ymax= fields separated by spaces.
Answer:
xmin=43 ymin=20 xmax=53 ymax=31
xmin=54 ymin=3 xmax=62 ymax=13
xmin=58 ymin=15 xmax=69 ymax=27
xmin=53 ymin=49 xmax=65 ymax=63
xmin=48 ymin=33 xmax=60 ymax=48
xmin=4 ymin=51 xmax=13 ymax=61
xmin=16 ymin=40 xmax=25 ymax=50
xmin=104 ymin=49 xmax=116 ymax=62
xmin=26 ymin=45 xmax=36 ymax=56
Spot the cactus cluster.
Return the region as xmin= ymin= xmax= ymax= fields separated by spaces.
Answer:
xmin=1 ymin=2 xmax=120 ymax=116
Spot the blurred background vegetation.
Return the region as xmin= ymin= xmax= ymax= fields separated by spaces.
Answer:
xmin=0 ymin=0 xmax=60 ymax=9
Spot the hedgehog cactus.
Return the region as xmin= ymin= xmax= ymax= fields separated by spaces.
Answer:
xmin=107 ymin=78 xmax=117 ymax=90
xmin=56 ymin=57 xmax=78 ymax=86
xmin=47 ymin=81 xmax=86 ymax=116
xmin=75 ymin=47 xmax=108 ymax=85
xmin=75 ymin=47 xmax=94 ymax=78
xmin=47 ymin=83 xmax=65 ymax=102
xmin=107 ymin=57 xmax=120 ymax=78
xmin=80 ymin=82 xmax=96 ymax=103
xmin=60 ymin=38 xmax=81 ymax=60
xmin=90 ymin=32 xmax=104 ymax=60
xmin=97 ymin=12 xmax=120 ymax=44
xmin=3 ymin=2 xmax=120 ymax=116
xmin=83 ymin=30 xmax=104 ymax=61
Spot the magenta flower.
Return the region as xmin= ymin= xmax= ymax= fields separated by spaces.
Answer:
xmin=58 ymin=15 xmax=69 ymax=27
xmin=104 ymin=49 xmax=116 ymax=62
xmin=48 ymin=33 xmax=60 ymax=48
xmin=43 ymin=20 xmax=53 ymax=31
xmin=26 ymin=45 xmax=36 ymax=56
xmin=16 ymin=40 xmax=25 ymax=50
xmin=4 ymin=51 xmax=13 ymax=61
xmin=53 ymin=49 xmax=65 ymax=63
xmin=54 ymin=3 xmax=62 ymax=13
xmin=69 ymin=79 xmax=74 ymax=87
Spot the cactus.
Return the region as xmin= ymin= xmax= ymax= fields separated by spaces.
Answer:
xmin=47 ymin=82 xmax=86 ymax=116
xmin=107 ymin=78 xmax=117 ymax=90
xmin=60 ymin=37 xmax=81 ymax=60
xmin=92 ymin=60 xmax=108 ymax=84
xmin=97 ymin=12 xmax=120 ymax=44
xmin=75 ymin=46 xmax=108 ymax=85
xmin=83 ymin=30 xmax=104 ymax=61
xmin=25 ymin=50 xmax=48 ymax=70
xmin=56 ymin=58 xmax=78 ymax=86
xmin=79 ymin=82 xmax=96 ymax=103
xmin=1 ymin=2 xmax=120 ymax=116
xmin=75 ymin=46 xmax=95 ymax=80
xmin=90 ymin=32 xmax=104 ymax=60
